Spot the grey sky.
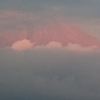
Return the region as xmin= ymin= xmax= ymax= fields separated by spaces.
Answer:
xmin=0 ymin=48 xmax=100 ymax=100
xmin=0 ymin=0 xmax=100 ymax=18
xmin=0 ymin=0 xmax=100 ymax=38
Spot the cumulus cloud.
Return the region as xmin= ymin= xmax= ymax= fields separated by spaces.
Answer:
xmin=35 ymin=41 xmax=62 ymax=49
xmin=11 ymin=40 xmax=99 ymax=52
xmin=65 ymin=43 xmax=99 ymax=52
xmin=35 ymin=41 xmax=99 ymax=52
xmin=46 ymin=41 xmax=62 ymax=48
xmin=11 ymin=39 xmax=34 ymax=51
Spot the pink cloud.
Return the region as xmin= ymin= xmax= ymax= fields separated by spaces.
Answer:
xmin=65 ymin=43 xmax=99 ymax=52
xmin=11 ymin=39 xmax=34 ymax=51
xmin=46 ymin=41 xmax=62 ymax=48
xmin=35 ymin=41 xmax=99 ymax=52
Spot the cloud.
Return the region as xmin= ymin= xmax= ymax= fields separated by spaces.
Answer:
xmin=0 ymin=48 xmax=100 ymax=100
xmin=35 ymin=41 xmax=99 ymax=52
xmin=11 ymin=39 xmax=34 ymax=51
xmin=1 ymin=0 xmax=100 ymax=99
xmin=11 ymin=40 xmax=99 ymax=52
xmin=65 ymin=43 xmax=99 ymax=52
xmin=46 ymin=41 xmax=62 ymax=48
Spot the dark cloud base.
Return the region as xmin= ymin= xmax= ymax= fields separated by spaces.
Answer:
xmin=0 ymin=48 xmax=100 ymax=100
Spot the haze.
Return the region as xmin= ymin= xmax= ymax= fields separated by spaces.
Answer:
xmin=0 ymin=0 xmax=100 ymax=100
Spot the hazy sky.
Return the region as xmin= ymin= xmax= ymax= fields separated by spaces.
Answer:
xmin=0 ymin=0 xmax=100 ymax=38
xmin=1 ymin=0 xmax=100 ymax=100
xmin=0 ymin=48 xmax=100 ymax=100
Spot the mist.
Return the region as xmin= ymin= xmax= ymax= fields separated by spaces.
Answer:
xmin=1 ymin=0 xmax=100 ymax=100
xmin=0 ymin=48 xmax=100 ymax=100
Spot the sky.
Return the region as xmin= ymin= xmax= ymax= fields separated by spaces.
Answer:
xmin=0 ymin=0 xmax=100 ymax=38
xmin=1 ymin=48 xmax=100 ymax=100
xmin=1 ymin=0 xmax=100 ymax=100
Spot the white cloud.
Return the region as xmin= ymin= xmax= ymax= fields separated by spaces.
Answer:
xmin=11 ymin=39 xmax=34 ymax=51
xmin=35 ymin=41 xmax=99 ymax=52
xmin=65 ymin=43 xmax=99 ymax=52
xmin=11 ymin=40 xmax=99 ymax=52
xmin=46 ymin=41 xmax=62 ymax=48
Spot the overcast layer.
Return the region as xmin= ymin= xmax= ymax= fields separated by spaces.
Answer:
xmin=0 ymin=48 xmax=100 ymax=100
